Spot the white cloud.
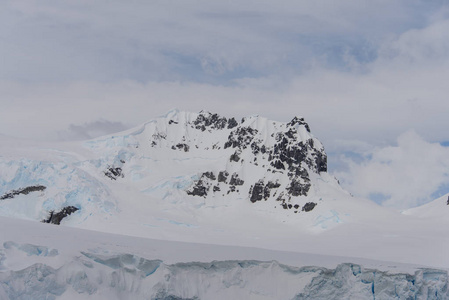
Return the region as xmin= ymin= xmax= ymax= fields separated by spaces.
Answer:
xmin=0 ymin=0 xmax=439 ymax=83
xmin=58 ymin=120 xmax=128 ymax=141
xmin=1 ymin=1 xmax=449 ymax=209
xmin=334 ymin=131 xmax=449 ymax=209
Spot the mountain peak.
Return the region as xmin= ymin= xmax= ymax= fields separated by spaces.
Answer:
xmin=0 ymin=110 xmax=345 ymax=231
xmin=110 ymin=111 xmax=330 ymax=214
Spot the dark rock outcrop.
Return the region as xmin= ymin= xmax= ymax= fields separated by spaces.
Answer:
xmin=302 ymin=202 xmax=317 ymax=212
xmin=186 ymin=180 xmax=208 ymax=197
xmin=171 ymin=143 xmax=190 ymax=152
xmin=229 ymin=173 xmax=244 ymax=186
xmin=250 ymin=180 xmax=265 ymax=203
xmin=202 ymin=172 xmax=216 ymax=181
xmin=250 ymin=180 xmax=281 ymax=203
xmin=218 ymin=171 xmax=229 ymax=183
xmin=287 ymin=116 xmax=311 ymax=132
xmin=42 ymin=206 xmax=79 ymax=225
xmin=287 ymin=178 xmax=311 ymax=197
xmin=192 ymin=112 xmax=238 ymax=131
xmin=0 ymin=185 xmax=46 ymax=200
xmin=224 ymin=127 xmax=258 ymax=149
xmin=230 ymin=151 xmax=241 ymax=162
xmin=104 ymin=167 xmax=123 ymax=180
xmin=182 ymin=112 xmax=328 ymax=210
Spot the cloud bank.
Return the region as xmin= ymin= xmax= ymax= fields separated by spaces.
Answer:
xmin=334 ymin=131 xmax=449 ymax=209
xmin=1 ymin=1 xmax=449 ymax=208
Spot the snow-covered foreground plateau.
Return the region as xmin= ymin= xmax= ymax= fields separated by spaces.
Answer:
xmin=0 ymin=217 xmax=447 ymax=300
xmin=1 ymin=111 xmax=448 ymax=299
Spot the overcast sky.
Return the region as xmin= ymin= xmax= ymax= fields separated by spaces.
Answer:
xmin=1 ymin=0 xmax=449 ymax=209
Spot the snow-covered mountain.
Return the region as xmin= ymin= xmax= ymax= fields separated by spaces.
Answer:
xmin=0 ymin=110 xmax=349 ymax=228
xmin=0 ymin=110 xmax=399 ymax=237
xmin=1 ymin=110 xmax=449 ymax=299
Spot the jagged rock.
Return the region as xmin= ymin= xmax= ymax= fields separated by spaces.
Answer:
xmin=104 ymin=167 xmax=123 ymax=180
xmin=0 ymin=185 xmax=46 ymax=200
xmin=186 ymin=180 xmax=208 ymax=197
xmin=264 ymin=181 xmax=280 ymax=200
xmin=271 ymin=159 xmax=285 ymax=170
xmin=187 ymin=172 xmax=217 ymax=197
xmin=218 ymin=171 xmax=229 ymax=183
xmin=173 ymin=111 xmax=327 ymax=210
xmin=193 ymin=112 xmax=230 ymax=131
xmin=172 ymin=143 xmax=189 ymax=152
xmin=287 ymin=116 xmax=311 ymax=132
xmin=290 ymin=167 xmax=309 ymax=179
xmin=202 ymin=172 xmax=216 ymax=180
xmin=276 ymin=192 xmax=285 ymax=202
xmin=287 ymin=178 xmax=311 ymax=197
xmin=302 ymin=202 xmax=317 ymax=212
xmin=250 ymin=180 xmax=282 ymax=203
xmin=42 ymin=206 xmax=79 ymax=225
xmin=250 ymin=180 xmax=265 ymax=203
xmin=230 ymin=151 xmax=240 ymax=162
xmin=264 ymin=124 xmax=327 ymax=178
xmin=227 ymin=117 xmax=238 ymax=129
xmin=229 ymin=173 xmax=244 ymax=186
xmin=224 ymin=127 xmax=258 ymax=149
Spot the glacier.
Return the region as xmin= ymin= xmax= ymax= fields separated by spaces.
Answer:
xmin=1 ymin=247 xmax=447 ymax=300
xmin=0 ymin=215 xmax=448 ymax=300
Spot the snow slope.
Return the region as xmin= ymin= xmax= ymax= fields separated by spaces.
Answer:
xmin=404 ymin=192 xmax=449 ymax=221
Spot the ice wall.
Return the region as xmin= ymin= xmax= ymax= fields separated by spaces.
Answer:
xmin=0 ymin=244 xmax=447 ymax=300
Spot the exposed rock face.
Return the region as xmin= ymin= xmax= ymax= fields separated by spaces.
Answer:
xmin=229 ymin=173 xmax=244 ymax=186
xmin=250 ymin=180 xmax=281 ymax=203
xmin=105 ymin=110 xmax=328 ymax=214
xmin=186 ymin=172 xmax=218 ymax=197
xmin=218 ymin=171 xmax=229 ymax=183
xmin=250 ymin=180 xmax=265 ymax=203
xmin=302 ymin=202 xmax=317 ymax=212
xmin=104 ymin=167 xmax=123 ymax=180
xmin=287 ymin=179 xmax=311 ymax=197
xmin=42 ymin=206 xmax=79 ymax=225
xmin=193 ymin=112 xmax=238 ymax=131
xmin=171 ymin=143 xmax=190 ymax=152
xmin=0 ymin=185 xmax=46 ymax=200
xmin=178 ymin=112 xmax=328 ymax=213
xmin=224 ymin=127 xmax=259 ymax=149
xmin=186 ymin=180 xmax=208 ymax=197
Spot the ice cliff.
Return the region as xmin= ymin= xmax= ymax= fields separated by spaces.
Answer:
xmin=0 ymin=243 xmax=447 ymax=300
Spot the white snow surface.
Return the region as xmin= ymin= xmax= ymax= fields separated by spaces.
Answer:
xmin=0 ymin=216 xmax=447 ymax=300
xmin=0 ymin=110 xmax=449 ymax=299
